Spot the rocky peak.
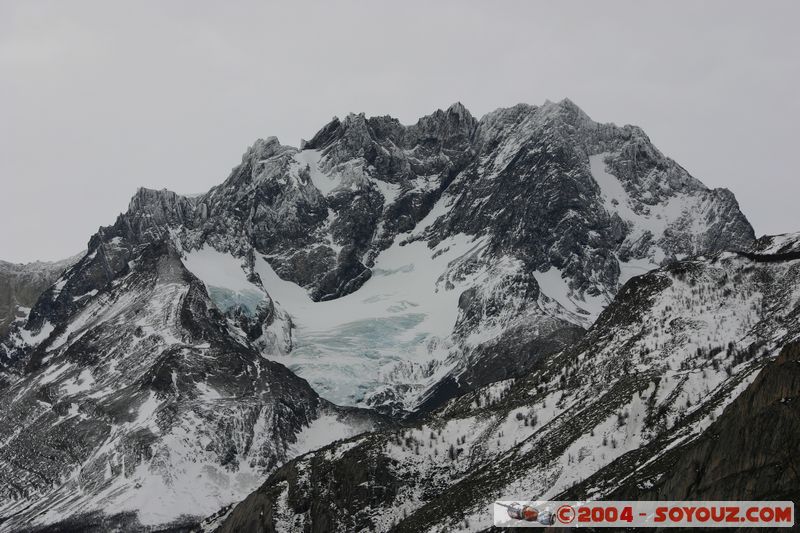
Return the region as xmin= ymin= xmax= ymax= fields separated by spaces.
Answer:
xmin=306 ymin=104 xmax=478 ymax=156
xmin=407 ymin=102 xmax=478 ymax=150
xmin=243 ymin=136 xmax=290 ymax=162
xmin=88 ymin=187 xmax=196 ymax=251
xmin=337 ymin=112 xmax=375 ymax=153
xmin=127 ymin=187 xmax=194 ymax=216
xmin=539 ymin=97 xmax=594 ymax=127
xmin=208 ymin=137 xmax=299 ymax=197
xmin=445 ymin=100 xmax=470 ymax=117
xmin=303 ymin=116 xmax=342 ymax=150
xmin=302 ymin=112 xmax=385 ymax=155
xmin=476 ymin=102 xmax=538 ymax=136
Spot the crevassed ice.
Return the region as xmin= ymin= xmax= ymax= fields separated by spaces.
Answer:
xmin=184 ymin=234 xmax=490 ymax=406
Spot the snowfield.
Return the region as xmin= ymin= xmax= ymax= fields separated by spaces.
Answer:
xmin=185 ymin=234 xmax=496 ymax=407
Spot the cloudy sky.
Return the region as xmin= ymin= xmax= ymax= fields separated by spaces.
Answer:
xmin=2 ymin=1 xmax=798 ymax=262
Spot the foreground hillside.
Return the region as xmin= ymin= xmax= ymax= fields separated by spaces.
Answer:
xmin=604 ymin=340 xmax=800 ymax=504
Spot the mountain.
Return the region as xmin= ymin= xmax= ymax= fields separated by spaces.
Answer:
xmin=77 ymin=99 xmax=752 ymax=415
xmin=0 ymin=254 xmax=81 ymax=337
xmin=0 ymin=99 xmax=758 ymax=530
xmin=211 ymin=233 xmax=800 ymax=532
xmin=0 ymin=239 xmax=389 ymax=531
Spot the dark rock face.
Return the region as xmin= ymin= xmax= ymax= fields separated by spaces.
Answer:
xmin=664 ymin=343 xmax=800 ymax=501
xmin=212 ymin=436 xmax=400 ymax=533
xmin=416 ymin=320 xmax=585 ymax=415
xmin=622 ymin=341 xmax=800 ymax=504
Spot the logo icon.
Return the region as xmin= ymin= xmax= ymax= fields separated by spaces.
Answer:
xmin=557 ymin=504 xmax=576 ymax=524
xmin=496 ymin=502 xmax=556 ymax=525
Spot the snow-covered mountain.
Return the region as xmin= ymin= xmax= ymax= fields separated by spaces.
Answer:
xmin=0 ymin=254 xmax=80 ymax=338
xmin=212 ymin=232 xmax=800 ymax=532
xmin=0 ymin=239 xmax=388 ymax=531
xmin=70 ymin=99 xmax=752 ymax=415
xmin=0 ymin=99 xmax=758 ymax=530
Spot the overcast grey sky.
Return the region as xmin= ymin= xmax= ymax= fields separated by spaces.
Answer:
xmin=2 ymin=1 xmax=798 ymax=262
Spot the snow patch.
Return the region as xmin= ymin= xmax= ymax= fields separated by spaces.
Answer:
xmin=183 ymin=246 xmax=267 ymax=315
xmin=61 ymin=368 xmax=95 ymax=395
xmin=288 ymin=413 xmax=364 ymax=458
xmin=294 ymin=150 xmax=342 ymax=195
xmin=534 ymin=267 xmax=608 ymax=325
xmin=19 ymin=321 xmax=55 ymax=346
